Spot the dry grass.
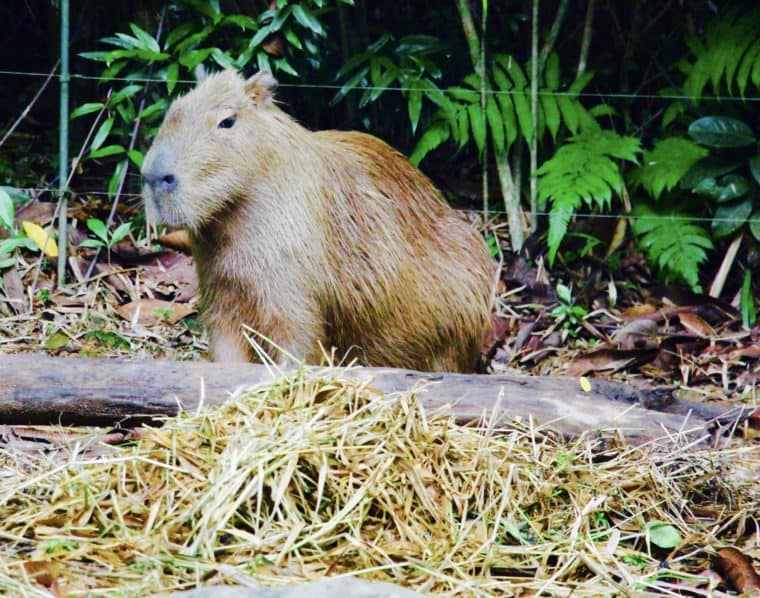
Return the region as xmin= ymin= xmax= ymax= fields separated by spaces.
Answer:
xmin=0 ymin=368 xmax=757 ymax=596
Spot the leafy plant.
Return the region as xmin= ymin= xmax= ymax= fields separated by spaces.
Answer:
xmin=0 ymin=187 xmax=42 ymax=270
xmin=333 ymin=33 xmax=450 ymax=133
xmin=537 ymin=129 xmax=640 ymax=263
xmin=550 ymin=283 xmax=588 ymax=338
xmin=630 ymin=205 xmax=713 ymax=291
xmin=80 ymin=218 xmax=132 ymax=250
xmin=632 ymin=115 xmax=760 ymax=290
xmin=74 ymin=1 xmax=353 ymax=203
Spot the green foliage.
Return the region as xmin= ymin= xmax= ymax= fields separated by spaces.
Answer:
xmin=645 ymin=522 xmax=681 ymax=550
xmin=549 ymin=283 xmax=588 ymax=338
xmin=410 ymin=53 xmax=598 ymax=165
xmin=333 ymin=34 xmax=449 ymax=133
xmin=537 ymin=130 xmax=640 ymax=263
xmin=80 ymin=218 xmax=132 ymax=250
xmin=629 ymin=138 xmax=708 ymax=199
xmin=631 ymin=205 xmax=713 ymax=292
xmin=74 ymin=1 xmax=352 ymax=198
xmin=0 ymin=187 xmax=38 ymax=270
xmin=741 ymin=270 xmax=756 ymax=328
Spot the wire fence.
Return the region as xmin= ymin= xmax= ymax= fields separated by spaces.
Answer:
xmin=3 ymin=65 xmax=760 ymax=227
xmin=2 ymin=68 xmax=760 ymax=103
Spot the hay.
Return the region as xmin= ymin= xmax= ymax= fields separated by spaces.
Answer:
xmin=0 ymin=369 xmax=757 ymax=596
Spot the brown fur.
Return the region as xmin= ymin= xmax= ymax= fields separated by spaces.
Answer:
xmin=142 ymin=69 xmax=495 ymax=372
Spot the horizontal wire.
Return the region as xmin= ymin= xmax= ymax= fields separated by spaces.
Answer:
xmin=11 ymin=187 xmax=760 ymax=224
xmin=2 ymin=68 xmax=760 ymax=102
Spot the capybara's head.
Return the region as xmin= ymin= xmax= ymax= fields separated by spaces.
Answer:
xmin=142 ymin=68 xmax=279 ymax=231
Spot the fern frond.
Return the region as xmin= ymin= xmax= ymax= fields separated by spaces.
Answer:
xmin=629 ymin=138 xmax=708 ymax=199
xmin=631 ymin=205 xmax=713 ymax=292
xmin=537 ymin=130 xmax=641 ymax=263
xmin=682 ymin=7 xmax=760 ymax=100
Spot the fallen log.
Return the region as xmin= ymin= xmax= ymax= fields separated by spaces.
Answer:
xmin=0 ymin=353 xmax=742 ymax=442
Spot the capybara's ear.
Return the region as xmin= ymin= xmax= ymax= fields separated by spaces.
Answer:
xmin=245 ymin=70 xmax=278 ymax=105
xmin=194 ymin=64 xmax=208 ymax=83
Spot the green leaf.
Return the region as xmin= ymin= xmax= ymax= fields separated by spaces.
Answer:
xmin=538 ymin=130 xmax=641 ymax=263
xmin=70 ymin=102 xmax=104 ymax=120
xmin=0 ymin=188 xmax=14 ymax=231
xmin=86 ymin=218 xmax=109 ymax=243
xmin=468 ymin=104 xmax=486 ymax=155
xmin=87 ymin=145 xmax=125 ymax=160
xmin=108 ymin=160 xmax=128 ymax=199
xmin=541 ymin=95 xmax=561 ymax=141
xmin=127 ymin=150 xmax=144 ymax=169
xmin=692 ymin=174 xmax=751 ymax=203
xmin=646 ymin=522 xmax=681 ymax=549
xmin=556 ymin=96 xmax=580 ymax=135
xmin=222 ymin=14 xmax=258 ymax=30
xmin=407 ymin=85 xmax=422 ymax=134
xmin=681 ymin=156 xmax=742 ymax=189
xmin=79 ymin=51 xmax=111 ymax=62
xmin=292 ymin=5 xmax=325 ymax=36
xmin=544 ymin=53 xmax=560 ymax=89
xmin=165 ymin=22 xmax=197 ymax=49
xmin=750 ymin=210 xmax=760 ymax=242
xmin=79 ymin=239 xmax=106 ymax=248
xmin=486 ymin=96 xmax=505 ymax=154
xmin=630 ymin=138 xmax=709 ymax=199
xmin=129 ymin=23 xmax=160 ymax=53
xmin=409 ymin=121 xmax=450 ymax=166
xmin=688 ymin=116 xmax=756 ymax=148
xmin=90 ymin=117 xmax=114 ymax=153
xmin=0 ymin=236 xmax=37 ymax=254
xmin=712 ymin=199 xmax=752 ymax=238
xmin=556 ymin=283 xmax=572 ymax=304
xmin=741 ymin=270 xmax=757 ymax=328
xmin=331 ymin=66 xmax=368 ymax=105
xmin=166 ymin=62 xmax=179 ymax=94
xmin=749 ymin=155 xmax=760 ymax=186
xmin=111 ymin=221 xmax=132 ymax=244
xmin=109 ymin=85 xmax=143 ymax=106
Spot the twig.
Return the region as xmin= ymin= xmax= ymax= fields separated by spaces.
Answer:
xmin=83 ymin=8 xmax=167 ymax=282
xmin=709 ymin=232 xmax=743 ymax=299
xmin=537 ymin=0 xmax=569 ymax=74
xmin=577 ymin=0 xmax=596 ymax=77
xmin=529 ymin=0 xmax=539 ymax=232
xmin=480 ymin=2 xmax=488 ymax=218
xmin=0 ymin=60 xmax=60 ymax=149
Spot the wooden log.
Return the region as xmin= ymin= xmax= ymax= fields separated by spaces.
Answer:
xmin=0 ymin=354 xmax=740 ymax=442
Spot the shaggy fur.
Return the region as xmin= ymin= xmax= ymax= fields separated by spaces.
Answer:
xmin=142 ymin=69 xmax=495 ymax=372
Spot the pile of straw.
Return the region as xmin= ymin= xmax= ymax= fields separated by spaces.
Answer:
xmin=0 ymin=369 xmax=756 ymax=596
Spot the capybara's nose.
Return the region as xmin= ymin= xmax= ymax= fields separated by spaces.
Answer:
xmin=143 ymin=171 xmax=178 ymax=195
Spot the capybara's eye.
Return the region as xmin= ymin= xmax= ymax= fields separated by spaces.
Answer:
xmin=218 ymin=115 xmax=237 ymax=129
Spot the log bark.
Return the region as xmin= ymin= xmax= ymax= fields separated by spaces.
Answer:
xmin=0 ymin=354 xmax=741 ymax=442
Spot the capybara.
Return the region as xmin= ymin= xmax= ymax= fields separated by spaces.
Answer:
xmin=142 ymin=68 xmax=495 ymax=372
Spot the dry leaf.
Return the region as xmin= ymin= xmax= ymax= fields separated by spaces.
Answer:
xmin=714 ymin=547 xmax=760 ymax=593
xmin=22 ymin=220 xmax=58 ymax=257
xmin=116 ymin=298 xmax=196 ymax=326
xmin=678 ymin=311 xmax=716 ymax=338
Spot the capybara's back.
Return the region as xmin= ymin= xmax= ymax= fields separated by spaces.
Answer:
xmin=142 ymin=69 xmax=495 ymax=372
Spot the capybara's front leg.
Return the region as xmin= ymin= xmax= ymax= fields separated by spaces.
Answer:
xmin=208 ymin=327 xmax=251 ymax=363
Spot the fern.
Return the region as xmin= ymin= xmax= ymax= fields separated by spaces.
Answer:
xmin=631 ymin=205 xmax=713 ymax=292
xmin=629 ymin=137 xmax=708 ymax=199
xmin=536 ymin=130 xmax=640 ymax=263
xmin=682 ymin=7 xmax=760 ymax=100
